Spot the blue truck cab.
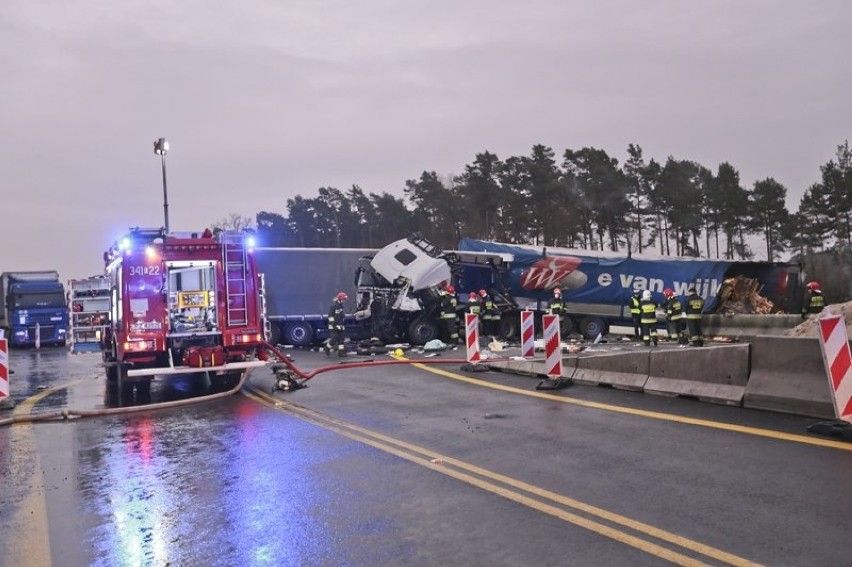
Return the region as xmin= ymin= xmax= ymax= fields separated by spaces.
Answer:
xmin=0 ymin=271 xmax=69 ymax=347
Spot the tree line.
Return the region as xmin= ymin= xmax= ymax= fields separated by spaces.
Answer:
xmin=215 ymin=140 xmax=852 ymax=262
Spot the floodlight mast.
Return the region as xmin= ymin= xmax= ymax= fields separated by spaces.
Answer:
xmin=153 ymin=137 xmax=170 ymax=234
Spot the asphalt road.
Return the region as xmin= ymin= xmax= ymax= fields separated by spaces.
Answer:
xmin=1 ymin=346 xmax=851 ymax=566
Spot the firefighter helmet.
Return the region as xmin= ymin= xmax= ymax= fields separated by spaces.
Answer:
xmin=663 ymin=288 xmax=674 ymax=297
xmin=642 ymin=290 xmax=652 ymax=301
xmin=336 ymin=291 xmax=348 ymax=301
xmin=469 ymin=292 xmax=477 ymax=300
xmin=479 ymin=289 xmax=487 ymax=297
xmin=553 ymin=287 xmax=562 ymax=296
xmin=807 ymin=281 xmax=821 ymax=291
xmin=445 ymin=285 xmax=455 ymax=294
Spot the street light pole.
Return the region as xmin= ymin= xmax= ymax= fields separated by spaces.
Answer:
xmin=153 ymin=137 xmax=170 ymax=234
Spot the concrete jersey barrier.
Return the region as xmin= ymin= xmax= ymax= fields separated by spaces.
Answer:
xmin=572 ymin=350 xmax=650 ymax=391
xmin=743 ymin=335 xmax=834 ymax=419
xmin=644 ymin=344 xmax=750 ymax=406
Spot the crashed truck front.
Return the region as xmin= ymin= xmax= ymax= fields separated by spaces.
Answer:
xmin=355 ymin=235 xmax=451 ymax=344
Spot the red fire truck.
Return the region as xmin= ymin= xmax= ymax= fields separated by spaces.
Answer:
xmin=100 ymin=227 xmax=268 ymax=395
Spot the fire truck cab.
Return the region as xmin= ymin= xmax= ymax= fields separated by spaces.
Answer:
xmin=101 ymin=227 xmax=267 ymax=393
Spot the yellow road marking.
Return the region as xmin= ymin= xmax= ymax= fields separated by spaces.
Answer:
xmin=5 ymin=376 xmax=97 ymax=567
xmin=244 ymin=385 xmax=762 ymax=567
xmin=414 ymin=363 xmax=852 ymax=451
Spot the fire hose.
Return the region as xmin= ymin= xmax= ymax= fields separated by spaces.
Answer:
xmin=0 ymin=341 xmax=510 ymax=427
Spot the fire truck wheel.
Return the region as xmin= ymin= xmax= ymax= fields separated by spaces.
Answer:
xmin=136 ymin=379 xmax=151 ymax=397
xmin=285 ymin=322 xmax=314 ymax=347
xmin=106 ymin=365 xmax=118 ymax=382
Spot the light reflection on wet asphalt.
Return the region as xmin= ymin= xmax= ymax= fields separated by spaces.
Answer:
xmin=0 ymin=348 xmax=418 ymax=566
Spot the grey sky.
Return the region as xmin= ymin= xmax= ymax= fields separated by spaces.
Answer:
xmin=2 ymin=1 xmax=850 ymax=280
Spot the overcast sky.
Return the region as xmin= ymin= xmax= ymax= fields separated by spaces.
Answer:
xmin=2 ymin=1 xmax=851 ymax=280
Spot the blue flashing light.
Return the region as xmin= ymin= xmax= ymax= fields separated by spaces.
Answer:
xmin=246 ymin=236 xmax=257 ymax=249
xmin=119 ymin=237 xmax=131 ymax=251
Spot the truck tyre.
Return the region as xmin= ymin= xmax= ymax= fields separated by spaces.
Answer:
xmin=559 ymin=316 xmax=574 ymax=337
xmin=579 ymin=316 xmax=607 ymax=340
xmin=500 ymin=314 xmax=519 ymax=340
xmin=284 ymin=322 xmax=314 ymax=347
xmin=408 ymin=318 xmax=439 ymax=345
xmin=266 ymin=323 xmax=282 ymax=346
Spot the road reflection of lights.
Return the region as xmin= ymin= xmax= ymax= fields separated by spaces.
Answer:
xmin=226 ymin=400 xmax=334 ymax=566
xmin=104 ymin=417 xmax=169 ymax=567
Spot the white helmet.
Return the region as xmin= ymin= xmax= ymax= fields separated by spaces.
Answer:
xmin=642 ymin=290 xmax=652 ymax=301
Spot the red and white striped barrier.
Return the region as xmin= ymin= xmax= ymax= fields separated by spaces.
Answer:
xmin=542 ymin=314 xmax=562 ymax=377
xmin=0 ymin=339 xmax=9 ymax=405
xmin=817 ymin=315 xmax=852 ymax=422
xmin=521 ymin=310 xmax=534 ymax=358
xmin=465 ymin=314 xmax=481 ymax=364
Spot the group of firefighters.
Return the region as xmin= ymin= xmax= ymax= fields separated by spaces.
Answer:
xmin=627 ymin=287 xmax=706 ymax=347
xmin=325 ymin=279 xmax=828 ymax=355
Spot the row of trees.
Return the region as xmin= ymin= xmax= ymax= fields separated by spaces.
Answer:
xmin=215 ymin=141 xmax=852 ymax=262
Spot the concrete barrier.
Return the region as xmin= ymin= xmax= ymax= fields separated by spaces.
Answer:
xmin=572 ymin=351 xmax=650 ymax=391
xmin=488 ymin=356 xmax=577 ymax=380
xmin=644 ymin=344 xmax=750 ymax=406
xmin=703 ymin=314 xmax=802 ymax=338
xmin=743 ymin=336 xmax=834 ymax=419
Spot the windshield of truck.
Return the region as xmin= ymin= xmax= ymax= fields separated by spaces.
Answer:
xmin=12 ymin=292 xmax=66 ymax=309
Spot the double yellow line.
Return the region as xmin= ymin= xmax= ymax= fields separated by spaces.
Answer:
xmin=243 ymin=383 xmax=761 ymax=566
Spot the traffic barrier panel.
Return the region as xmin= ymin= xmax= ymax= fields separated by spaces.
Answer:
xmin=521 ymin=310 xmax=534 ymax=358
xmin=817 ymin=317 xmax=852 ymax=421
xmin=644 ymin=344 xmax=750 ymax=406
xmin=543 ymin=314 xmax=562 ymax=377
xmin=743 ymin=336 xmax=834 ymax=419
xmin=465 ymin=314 xmax=481 ymax=364
xmin=0 ymin=338 xmax=12 ymax=410
xmin=572 ymin=350 xmax=650 ymax=391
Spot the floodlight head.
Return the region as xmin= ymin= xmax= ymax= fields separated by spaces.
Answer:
xmin=153 ymin=137 xmax=169 ymax=156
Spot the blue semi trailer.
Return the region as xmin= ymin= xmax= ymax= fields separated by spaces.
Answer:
xmin=0 ymin=271 xmax=69 ymax=347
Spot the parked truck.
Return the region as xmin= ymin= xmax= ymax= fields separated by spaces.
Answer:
xmin=99 ymin=227 xmax=268 ymax=395
xmin=0 ymin=271 xmax=69 ymax=347
xmin=257 ymin=234 xmax=803 ymax=347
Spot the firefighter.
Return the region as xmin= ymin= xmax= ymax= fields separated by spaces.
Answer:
xmin=629 ymin=289 xmax=642 ymax=341
xmin=549 ymin=287 xmax=565 ymax=315
xmin=802 ymin=281 xmax=825 ymax=318
xmin=663 ymin=288 xmax=687 ymax=345
xmin=467 ymin=291 xmax=482 ymax=316
xmin=640 ymin=290 xmax=658 ymax=346
xmin=480 ymin=289 xmax=502 ymax=339
xmin=327 ymin=291 xmax=348 ymax=356
xmin=685 ymin=287 xmax=705 ymax=347
xmin=439 ymin=285 xmax=459 ymax=345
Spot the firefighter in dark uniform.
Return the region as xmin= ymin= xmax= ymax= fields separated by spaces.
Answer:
xmin=802 ymin=281 xmax=825 ymax=318
xmin=629 ymin=289 xmax=642 ymax=341
xmin=663 ymin=287 xmax=687 ymax=345
xmin=327 ymin=291 xmax=348 ymax=356
xmin=467 ymin=291 xmax=482 ymax=316
xmin=640 ymin=290 xmax=658 ymax=346
xmin=685 ymin=287 xmax=705 ymax=346
xmin=439 ymin=285 xmax=459 ymax=345
xmin=549 ymin=287 xmax=565 ymax=315
xmin=480 ymin=289 xmax=501 ymax=339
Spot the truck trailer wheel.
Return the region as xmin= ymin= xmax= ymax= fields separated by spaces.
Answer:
xmin=285 ymin=322 xmax=314 ymax=347
xmin=559 ymin=316 xmax=574 ymax=337
xmin=408 ymin=318 xmax=439 ymax=345
xmin=579 ymin=316 xmax=607 ymax=340
xmin=500 ymin=315 xmax=519 ymax=341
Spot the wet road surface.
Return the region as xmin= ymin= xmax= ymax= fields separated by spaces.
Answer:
xmin=1 ymin=345 xmax=852 ymax=566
